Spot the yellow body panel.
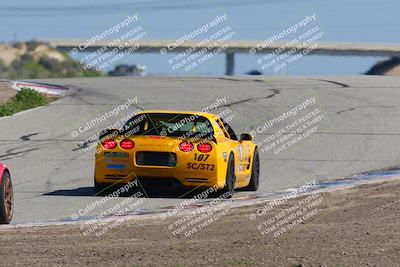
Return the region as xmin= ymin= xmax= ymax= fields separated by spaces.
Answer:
xmin=94 ymin=110 xmax=257 ymax=190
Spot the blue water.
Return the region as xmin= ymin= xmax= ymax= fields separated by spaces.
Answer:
xmin=0 ymin=0 xmax=398 ymax=75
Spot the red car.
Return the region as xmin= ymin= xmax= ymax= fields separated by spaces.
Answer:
xmin=0 ymin=163 xmax=13 ymax=224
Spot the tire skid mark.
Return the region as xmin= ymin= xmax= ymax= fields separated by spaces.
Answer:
xmin=336 ymin=107 xmax=356 ymax=115
xmin=219 ymin=89 xmax=280 ymax=108
xmin=312 ymin=79 xmax=350 ymax=88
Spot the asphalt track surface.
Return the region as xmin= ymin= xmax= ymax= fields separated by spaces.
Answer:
xmin=1 ymin=76 xmax=399 ymax=224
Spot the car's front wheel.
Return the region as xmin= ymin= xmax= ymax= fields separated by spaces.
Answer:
xmin=0 ymin=171 xmax=13 ymax=224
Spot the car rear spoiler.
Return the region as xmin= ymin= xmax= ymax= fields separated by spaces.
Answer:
xmin=99 ymin=129 xmax=217 ymax=144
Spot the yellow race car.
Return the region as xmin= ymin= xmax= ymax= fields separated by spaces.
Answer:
xmin=94 ymin=110 xmax=259 ymax=197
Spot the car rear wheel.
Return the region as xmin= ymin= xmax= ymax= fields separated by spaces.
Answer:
xmin=220 ymin=154 xmax=235 ymax=198
xmin=243 ymin=148 xmax=260 ymax=191
xmin=0 ymin=172 xmax=13 ymax=224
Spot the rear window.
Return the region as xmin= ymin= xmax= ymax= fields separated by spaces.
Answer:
xmin=122 ymin=113 xmax=213 ymax=139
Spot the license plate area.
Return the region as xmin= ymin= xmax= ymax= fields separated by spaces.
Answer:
xmin=136 ymin=152 xmax=177 ymax=167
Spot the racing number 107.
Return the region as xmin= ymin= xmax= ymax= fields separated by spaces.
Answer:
xmin=194 ymin=153 xmax=209 ymax=162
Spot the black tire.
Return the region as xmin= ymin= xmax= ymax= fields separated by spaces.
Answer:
xmin=243 ymin=148 xmax=260 ymax=191
xmin=0 ymin=171 xmax=13 ymax=224
xmin=220 ymin=153 xmax=236 ymax=198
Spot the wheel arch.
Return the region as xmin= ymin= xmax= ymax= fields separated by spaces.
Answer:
xmin=223 ymin=151 xmax=235 ymax=177
xmin=251 ymin=145 xmax=258 ymax=162
xmin=229 ymin=150 xmax=235 ymax=165
xmin=0 ymin=164 xmax=9 ymax=185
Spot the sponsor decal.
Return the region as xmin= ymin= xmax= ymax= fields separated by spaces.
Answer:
xmin=223 ymin=152 xmax=228 ymax=162
xmin=104 ymin=152 xmax=129 ymax=158
xmin=106 ymin=164 xmax=126 ymax=170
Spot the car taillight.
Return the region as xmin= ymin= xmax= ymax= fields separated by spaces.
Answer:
xmin=120 ymin=139 xmax=135 ymax=150
xmin=179 ymin=142 xmax=194 ymax=152
xmin=197 ymin=143 xmax=212 ymax=153
xmin=102 ymin=139 xmax=117 ymax=149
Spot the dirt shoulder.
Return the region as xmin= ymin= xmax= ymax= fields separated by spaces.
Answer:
xmin=1 ymin=179 xmax=400 ymax=267
xmin=0 ymin=80 xmax=16 ymax=105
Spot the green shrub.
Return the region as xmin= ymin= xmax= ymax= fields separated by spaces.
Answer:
xmin=0 ymin=88 xmax=50 ymax=116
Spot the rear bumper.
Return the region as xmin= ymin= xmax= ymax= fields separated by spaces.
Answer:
xmin=95 ymin=171 xmax=221 ymax=188
xmin=95 ymin=153 xmax=224 ymax=189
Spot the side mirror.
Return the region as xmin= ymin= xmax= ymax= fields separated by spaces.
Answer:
xmin=240 ymin=133 xmax=253 ymax=141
